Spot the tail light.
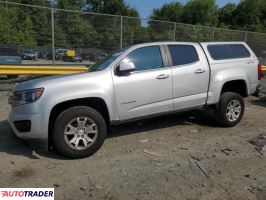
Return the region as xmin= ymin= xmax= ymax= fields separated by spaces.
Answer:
xmin=258 ymin=64 xmax=262 ymax=80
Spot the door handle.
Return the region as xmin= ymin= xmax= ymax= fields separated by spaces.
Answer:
xmin=156 ymin=74 xmax=169 ymax=79
xmin=194 ymin=69 xmax=205 ymax=74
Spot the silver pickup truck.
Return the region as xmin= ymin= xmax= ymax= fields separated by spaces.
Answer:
xmin=8 ymin=42 xmax=262 ymax=158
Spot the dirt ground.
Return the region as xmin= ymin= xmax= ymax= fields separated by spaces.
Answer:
xmin=0 ymin=79 xmax=266 ymax=200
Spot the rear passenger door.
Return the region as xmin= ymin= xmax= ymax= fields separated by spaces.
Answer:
xmin=166 ymin=44 xmax=209 ymax=109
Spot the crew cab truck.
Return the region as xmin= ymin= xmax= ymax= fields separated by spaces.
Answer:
xmin=8 ymin=42 xmax=262 ymax=158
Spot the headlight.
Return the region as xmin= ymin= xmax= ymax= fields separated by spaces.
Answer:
xmin=9 ymin=88 xmax=44 ymax=106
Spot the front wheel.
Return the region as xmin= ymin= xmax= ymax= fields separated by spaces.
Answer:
xmin=215 ymin=92 xmax=245 ymax=127
xmin=52 ymin=106 xmax=107 ymax=158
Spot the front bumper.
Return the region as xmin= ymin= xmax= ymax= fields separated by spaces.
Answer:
xmin=8 ymin=103 xmax=49 ymax=140
xmin=8 ymin=103 xmax=49 ymax=150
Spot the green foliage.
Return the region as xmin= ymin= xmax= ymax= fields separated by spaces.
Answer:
xmin=150 ymin=2 xmax=183 ymax=22
xmin=83 ymin=0 xmax=140 ymax=51
xmin=218 ymin=3 xmax=236 ymax=28
xmin=85 ymin=0 xmax=139 ymax=17
xmin=182 ymin=0 xmax=218 ymax=26
xmin=56 ymin=0 xmax=84 ymax=10
xmin=231 ymin=0 xmax=265 ymax=32
xmin=0 ymin=0 xmax=265 ymax=56
xmin=150 ymin=0 xmax=266 ymax=33
xmin=18 ymin=16 xmax=36 ymax=46
xmin=54 ymin=25 xmax=67 ymax=48
xmin=31 ymin=9 xmax=51 ymax=47
xmin=0 ymin=3 xmax=36 ymax=47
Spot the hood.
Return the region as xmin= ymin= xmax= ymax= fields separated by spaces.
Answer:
xmin=15 ymin=70 xmax=105 ymax=92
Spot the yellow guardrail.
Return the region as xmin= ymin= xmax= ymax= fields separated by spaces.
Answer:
xmin=0 ymin=65 xmax=265 ymax=75
xmin=0 ymin=65 xmax=88 ymax=75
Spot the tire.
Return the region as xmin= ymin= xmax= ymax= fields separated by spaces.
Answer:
xmin=52 ymin=106 xmax=107 ymax=158
xmin=215 ymin=92 xmax=245 ymax=127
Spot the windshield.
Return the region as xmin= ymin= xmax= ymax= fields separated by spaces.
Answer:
xmin=89 ymin=48 xmax=129 ymax=72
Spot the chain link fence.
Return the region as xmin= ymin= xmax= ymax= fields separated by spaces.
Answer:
xmin=0 ymin=1 xmax=266 ymax=66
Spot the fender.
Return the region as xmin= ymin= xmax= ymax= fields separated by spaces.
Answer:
xmin=207 ymin=68 xmax=249 ymax=105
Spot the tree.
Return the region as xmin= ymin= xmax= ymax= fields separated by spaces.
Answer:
xmin=218 ymin=3 xmax=236 ymax=28
xmin=0 ymin=2 xmax=36 ymax=47
xmin=85 ymin=0 xmax=139 ymax=17
xmin=18 ymin=16 xmax=36 ymax=46
xmin=31 ymin=9 xmax=51 ymax=47
xmin=56 ymin=0 xmax=84 ymax=10
xmin=181 ymin=0 xmax=218 ymax=26
xmin=55 ymin=0 xmax=98 ymax=48
xmin=150 ymin=2 xmax=183 ymax=22
xmin=0 ymin=15 xmax=16 ymax=45
xmin=232 ymin=0 xmax=264 ymax=32
xmin=54 ymin=23 xmax=67 ymax=48
xmin=84 ymin=0 xmax=141 ymax=51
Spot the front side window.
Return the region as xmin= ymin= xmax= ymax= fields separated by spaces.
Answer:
xmin=168 ymin=45 xmax=199 ymax=66
xmin=125 ymin=46 xmax=163 ymax=71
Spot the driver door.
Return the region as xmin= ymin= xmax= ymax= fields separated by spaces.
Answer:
xmin=112 ymin=45 xmax=173 ymax=120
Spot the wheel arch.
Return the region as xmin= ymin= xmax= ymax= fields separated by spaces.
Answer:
xmin=221 ymin=79 xmax=248 ymax=97
xmin=48 ymin=97 xmax=110 ymax=147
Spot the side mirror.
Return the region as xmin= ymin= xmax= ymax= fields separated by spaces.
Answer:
xmin=117 ymin=61 xmax=136 ymax=75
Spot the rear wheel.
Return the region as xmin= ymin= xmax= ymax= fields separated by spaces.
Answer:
xmin=215 ymin=92 xmax=245 ymax=127
xmin=52 ymin=106 xmax=106 ymax=158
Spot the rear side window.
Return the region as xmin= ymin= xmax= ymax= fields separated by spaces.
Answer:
xmin=207 ymin=45 xmax=232 ymax=60
xmin=207 ymin=44 xmax=250 ymax=60
xmin=125 ymin=46 xmax=163 ymax=71
xmin=230 ymin=44 xmax=250 ymax=58
xmin=168 ymin=45 xmax=199 ymax=66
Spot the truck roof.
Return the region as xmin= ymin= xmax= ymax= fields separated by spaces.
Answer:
xmin=130 ymin=41 xmax=247 ymax=47
xmin=131 ymin=41 xmax=247 ymax=45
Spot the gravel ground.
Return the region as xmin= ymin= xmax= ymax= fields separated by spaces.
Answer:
xmin=0 ymin=79 xmax=265 ymax=200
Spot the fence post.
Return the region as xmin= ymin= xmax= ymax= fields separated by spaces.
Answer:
xmin=120 ymin=16 xmax=123 ymax=49
xmin=173 ymin=22 xmax=176 ymax=41
xmin=211 ymin=28 xmax=215 ymax=41
xmin=244 ymin=31 xmax=248 ymax=42
xmin=51 ymin=8 xmax=55 ymax=66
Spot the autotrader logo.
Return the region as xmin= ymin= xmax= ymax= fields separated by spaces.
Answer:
xmin=0 ymin=188 xmax=54 ymax=200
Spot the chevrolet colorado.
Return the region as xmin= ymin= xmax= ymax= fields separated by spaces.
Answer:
xmin=8 ymin=42 xmax=262 ymax=158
